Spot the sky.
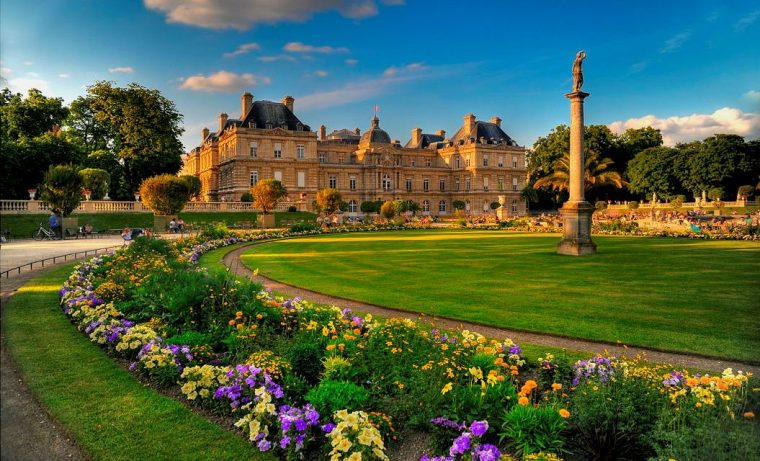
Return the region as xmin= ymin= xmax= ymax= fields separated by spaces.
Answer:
xmin=1 ymin=0 xmax=759 ymax=151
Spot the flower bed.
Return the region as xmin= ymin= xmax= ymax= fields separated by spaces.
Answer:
xmin=58 ymin=232 xmax=759 ymax=460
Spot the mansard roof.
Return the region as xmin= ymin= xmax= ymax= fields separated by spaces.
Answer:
xmin=404 ymin=133 xmax=445 ymax=149
xmin=450 ymin=121 xmax=519 ymax=146
xmin=239 ymin=100 xmax=311 ymax=131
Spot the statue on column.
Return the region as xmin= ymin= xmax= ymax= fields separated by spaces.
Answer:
xmin=572 ymin=50 xmax=586 ymax=92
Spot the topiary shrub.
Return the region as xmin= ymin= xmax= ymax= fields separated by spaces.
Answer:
xmin=627 ymin=201 xmax=639 ymax=210
xmin=490 ymin=201 xmax=501 ymax=210
xmin=240 ymin=192 xmax=253 ymax=202
xmin=315 ymin=188 xmax=342 ymax=214
xmin=380 ymin=201 xmax=396 ymax=220
xmin=39 ymin=164 xmax=83 ymax=217
xmin=452 ymin=200 xmax=466 ymax=211
xmin=288 ymin=205 xmax=297 ymax=212
xmin=305 ymin=380 xmax=369 ymax=416
xmin=179 ymin=175 xmax=201 ymax=200
xmin=139 ymin=174 xmax=192 ymax=216
xmin=251 ymin=179 xmax=287 ymax=214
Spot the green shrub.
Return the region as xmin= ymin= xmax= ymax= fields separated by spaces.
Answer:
xmin=360 ymin=201 xmax=378 ymax=213
xmin=199 ymin=223 xmax=232 ymax=240
xmin=490 ymin=201 xmax=501 ymax=210
xmin=380 ymin=201 xmax=396 ymax=220
xmin=239 ymin=192 xmax=253 ymax=202
xmin=594 ymin=200 xmax=607 ymax=211
xmin=287 ymin=340 xmax=324 ymax=384
xmin=166 ymin=331 xmax=214 ymax=347
xmin=452 ymin=200 xmax=466 ymax=211
xmin=627 ymin=200 xmax=639 ymax=210
xmin=447 ymin=380 xmax=517 ymax=426
xmin=79 ymin=168 xmax=110 ymax=199
xmin=322 ymin=355 xmax=354 ymax=381
xmin=288 ymin=205 xmax=297 ymax=212
xmin=305 ymin=380 xmax=369 ymax=416
xmin=139 ymin=174 xmax=192 ymax=216
xmin=39 ymin=164 xmax=83 ymax=216
xmin=500 ymin=404 xmax=568 ymax=457
xmin=290 ymin=222 xmax=319 ymax=233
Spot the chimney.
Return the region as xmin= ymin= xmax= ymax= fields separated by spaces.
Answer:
xmin=489 ymin=116 xmax=502 ymax=128
xmin=411 ymin=127 xmax=422 ymax=146
xmin=435 ymin=129 xmax=446 ymax=138
xmin=219 ymin=113 xmax=228 ymax=133
xmin=319 ymin=124 xmax=326 ymax=141
xmin=464 ymin=113 xmax=476 ymax=137
xmin=282 ymin=95 xmax=294 ymax=112
xmin=353 ymin=128 xmax=361 ymax=135
xmin=241 ymin=92 xmax=253 ymax=119
xmin=202 ymin=127 xmax=209 ymax=142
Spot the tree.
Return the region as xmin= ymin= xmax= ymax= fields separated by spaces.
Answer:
xmin=617 ymin=127 xmax=663 ymax=166
xmin=533 ymin=150 xmax=626 ymax=192
xmin=84 ymin=81 xmax=185 ymax=194
xmin=737 ymin=185 xmax=754 ymax=200
xmin=67 ymin=95 xmax=112 ymax=152
xmin=391 ymin=199 xmax=407 ymax=215
xmin=179 ymin=175 xmax=201 ymax=201
xmin=39 ymin=164 xmax=83 ymax=217
xmin=315 ymin=188 xmax=342 ymax=214
xmin=240 ymin=192 xmax=253 ymax=202
xmin=1 ymin=88 xmax=69 ymax=140
xmin=79 ymin=168 xmax=110 ymax=199
xmin=379 ymin=201 xmax=396 ymax=220
xmin=406 ymin=201 xmax=420 ymax=215
xmin=678 ymin=135 xmax=760 ymax=196
xmin=452 ymin=200 xmax=466 ymax=211
xmin=139 ymin=174 xmax=192 ymax=215
xmin=625 ymin=147 xmax=682 ymax=199
xmin=251 ymin=179 xmax=287 ymax=214
xmin=490 ymin=202 xmax=501 ymax=210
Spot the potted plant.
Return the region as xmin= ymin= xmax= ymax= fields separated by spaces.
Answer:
xmin=251 ymin=179 xmax=287 ymax=228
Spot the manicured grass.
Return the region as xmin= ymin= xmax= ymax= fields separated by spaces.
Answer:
xmin=240 ymin=230 xmax=760 ymax=362
xmin=1 ymin=211 xmax=315 ymax=237
xmin=3 ymin=265 xmax=272 ymax=461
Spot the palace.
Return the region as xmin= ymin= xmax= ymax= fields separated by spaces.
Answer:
xmin=181 ymin=92 xmax=528 ymax=216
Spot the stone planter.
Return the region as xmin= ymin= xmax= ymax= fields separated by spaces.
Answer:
xmin=257 ymin=214 xmax=276 ymax=229
xmin=153 ymin=215 xmax=171 ymax=233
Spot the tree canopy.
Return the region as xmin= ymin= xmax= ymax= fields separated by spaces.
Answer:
xmin=315 ymin=188 xmax=342 ymax=214
xmin=39 ymin=164 xmax=83 ymax=217
xmin=251 ymin=179 xmax=287 ymax=214
xmin=139 ymin=174 xmax=192 ymax=216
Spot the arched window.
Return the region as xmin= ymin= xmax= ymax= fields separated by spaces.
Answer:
xmin=348 ymin=200 xmax=358 ymax=213
xmin=422 ymin=200 xmax=430 ymax=212
xmin=438 ymin=200 xmax=447 ymax=213
xmin=382 ymin=174 xmax=391 ymax=191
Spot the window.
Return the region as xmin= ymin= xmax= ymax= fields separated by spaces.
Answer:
xmin=350 ymin=176 xmax=356 ymax=191
xmin=465 ymin=177 xmax=471 ymax=191
xmin=456 ymin=178 xmax=460 ymax=191
xmin=329 ymin=175 xmax=337 ymax=189
xmin=483 ymin=177 xmax=489 ymax=191
xmin=498 ymin=155 xmax=504 ymax=168
xmin=297 ymin=171 xmax=305 ymax=188
xmin=425 ymin=158 xmax=431 ymax=167
xmin=455 ymin=156 xmax=460 ymax=168
xmin=382 ymin=174 xmax=391 ymax=191
xmin=439 ymin=177 xmax=445 ymax=192
xmin=296 ymin=144 xmax=305 ymax=159
xmin=498 ymin=177 xmax=504 ymax=191
xmin=438 ymin=200 xmax=446 ymax=213
xmin=406 ymin=178 xmax=412 ymax=192
xmin=512 ymin=177 xmax=518 ymax=191
xmin=395 ymin=157 xmax=400 ymax=166
xmin=250 ymin=170 xmax=259 ymax=186
xmin=511 ymin=199 xmax=518 ymax=213
xmin=274 ymin=171 xmax=282 ymax=182
xmin=319 ymin=152 xmax=325 ymax=163
xmin=411 ymin=158 xmax=416 ymax=167
xmin=512 ymin=155 xmax=518 ymax=168
xmin=274 ymin=143 xmax=282 ymax=158
xmin=348 ymin=200 xmax=358 ymax=213
xmin=250 ymin=142 xmax=258 ymax=157
xmin=483 ymin=155 xmax=489 ymax=167
xmin=465 ymin=156 xmax=471 ymax=167
xmin=338 ymin=155 xmax=344 ymax=164
xmin=422 ymin=200 xmax=430 ymax=212
xmin=423 ymin=178 xmax=429 ymax=192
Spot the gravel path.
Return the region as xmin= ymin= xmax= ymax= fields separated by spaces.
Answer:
xmin=224 ymin=242 xmax=760 ymax=376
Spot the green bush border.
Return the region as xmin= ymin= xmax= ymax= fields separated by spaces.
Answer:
xmin=3 ymin=264 xmax=273 ymax=461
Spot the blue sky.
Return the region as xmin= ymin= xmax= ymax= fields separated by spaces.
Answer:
xmin=2 ymin=0 xmax=758 ymax=150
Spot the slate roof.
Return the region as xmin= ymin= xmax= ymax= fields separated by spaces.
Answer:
xmin=450 ymin=121 xmax=518 ymax=146
xmin=239 ymin=100 xmax=311 ymax=131
xmin=359 ymin=116 xmax=391 ymax=145
xmin=404 ymin=133 xmax=445 ymax=149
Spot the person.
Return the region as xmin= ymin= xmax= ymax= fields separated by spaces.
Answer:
xmin=121 ymin=227 xmax=132 ymax=246
xmin=169 ymin=218 xmax=177 ymax=233
xmin=176 ymin=217 xmax=185 ymax=233
xmin=83 ymin=223 xmax=93 ymax=238
xmin=49 ymin=211 xmax=61 ymax=239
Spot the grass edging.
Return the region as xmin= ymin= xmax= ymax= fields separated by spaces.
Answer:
xmin=3 ymin=264 xmax=273 ymax=461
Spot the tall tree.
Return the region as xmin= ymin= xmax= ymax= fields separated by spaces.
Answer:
xmin=533 ymin=150 xmax=627 ymax=192
xmin=0 ymin=88 xmax=69 ymax=140
xmin=679 ymin=135 xmax=760 ymax=198
xmin=626 ymin=146 xmax=683 ymax=199
xmin=85 ymin=81 xmax=184 ymax=194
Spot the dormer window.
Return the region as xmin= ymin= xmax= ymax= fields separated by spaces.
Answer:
xmin=266 ymin=123 xmax=272 ymax=129
xmin=249 ymin=121 xmax=255 ymax=128
xmin=296 ymin=123 xmax=303 ymax=131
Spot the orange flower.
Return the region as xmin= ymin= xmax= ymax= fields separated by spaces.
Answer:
xmin=235 ymin=311 xmax=243 ymax=318
xmin=744 ymin=412 xmax=755 ymax=419
xmin=518 ymin=396 xmax=529 ymax=406
xmin=228 ymin=319 xmax=236 ymax=326
xmin=559 ymin=409 xmax=570 ymax=418
xmin=236 ymin=323 xmax=243 ymax=329
xmin=552 ymin=383 xmax=563 ymax=391
xmin=525 ymin=379 xmax=538 ymax=389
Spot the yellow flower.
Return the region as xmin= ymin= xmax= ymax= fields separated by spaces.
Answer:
xmin=559 ymin=408 xmax=570 ymax=418
xmin=347 ymin=453 xmax=362 ymax=461
xmin=552 ymin=383 xmax=562 ymax=391
xmin=338 ymin=437 xmax=352 ymax=452
xmin=469 ymin=367 xmax=483 ymax=380
xmin=441 ymin=382 xmax=453 ymax=395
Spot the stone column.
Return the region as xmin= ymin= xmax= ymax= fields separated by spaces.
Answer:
xmin=557 ymin=91 xmax=597 ymax=255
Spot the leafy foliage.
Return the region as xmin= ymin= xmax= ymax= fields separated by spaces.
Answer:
xmin=305 ymin=380 xmax=369 ymax=416
xmin=39 ymin=164 xmax=84 ymax=216
xmin=500 ymin=405 xmax=568 ymax=457
xmin=315 ymin=188 xmax=342 ymax=213
xmin=251 ymin=179 xmax=287 ymax=214
xmin=139 ymin=174 xmax=192 ymax=215
xmin=79 ymin=168 xmax=110 ymax=199
xmin=380 ymin=201 xmax=396 ymax=220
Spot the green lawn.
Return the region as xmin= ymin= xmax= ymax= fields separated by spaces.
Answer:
xmin=0 ymin=211 xmax=315 ymax=237
xmin=3 ymin=265 xmax=272 ymax=461
xmin=240 ymin=230 xmax=760 ymax=362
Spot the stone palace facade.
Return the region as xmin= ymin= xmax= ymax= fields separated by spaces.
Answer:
xmin=181 ymin=92 xmax=527 ymax=216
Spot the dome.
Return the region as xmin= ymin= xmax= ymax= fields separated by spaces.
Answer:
xmin=359 ymin=115 xmax=391 ymax=147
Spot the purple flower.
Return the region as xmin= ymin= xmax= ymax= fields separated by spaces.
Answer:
xmin=430 ymin=417 xmax=466 ymax=432
xmin=280 ymin=436 xmax=291 ymax=448
xmin=257 ymin=438 xmax=272 ymax=452
xmin=322 ymin=423 xmax=336 ymax=433
xmin=449 ymin=433 xmax=471 ymax=456
xmin=469 ymin=420 xmax=489 ymax=437
xmin=472 ymin=444 xmax=501 ymax=461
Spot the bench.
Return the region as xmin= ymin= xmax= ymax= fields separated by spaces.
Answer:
xmin=64 ymin=228 xmax=82 ymax=239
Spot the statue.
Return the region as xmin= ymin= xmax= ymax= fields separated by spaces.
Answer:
xmin=572 ymin=50 xmax=586 ymax=92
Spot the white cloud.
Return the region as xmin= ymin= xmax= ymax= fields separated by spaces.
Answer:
xmin=1 ymin=67 xmax=13 ymax=78
xmin=144 ymin=0 xmax=383 ymax=30
xmin=661 ymin=31 xmax=690 ymax=53
xmin=345 ymin=58 xmax=358 ymax=66
xmin=258 ymin=54 xmax=297 ymax=63
xmin=743 ymin=90 xmax=760 ymax=105
xmin=382 ymin=62 xmax=425 ymax=77
xmin=59 ymin=73 xmax=70 ymax=78
xmin=305 ymin=70 xmax=329 ymax=78
xmin=179 ymin=70 xmax=271 ymax=92
xmin=284 ymin=42 xmax=349 ymax=54
xmin=23 ymin=61 xmax=33 ymax=66
xmin=26 ymin=71 xmax=39 ymax=78
xmin=608 ymin=107 xmax=760 ymax=146
xmin=630 ymin=61 xmax=647 ymax=72
xmin=6 ymin=78 xmax=50 ymax=94
xmin=223 ymin=42 xmax=260 ymax=58
xmin=108 ymin=66 xmax=134 ymax=74
xmin=735 ymin=9 xmax=759 ymax=30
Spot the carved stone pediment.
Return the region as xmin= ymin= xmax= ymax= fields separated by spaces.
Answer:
xmin=268 ymin=127 xmax=290 ymax=136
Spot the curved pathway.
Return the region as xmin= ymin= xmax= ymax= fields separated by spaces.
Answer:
xmin=224 ymin=243 xmax=760 ymax=376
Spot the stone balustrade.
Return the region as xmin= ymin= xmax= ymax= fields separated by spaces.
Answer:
xmin=606 ymin=200 xmax=755 ymax=210
xmin=0 ymin=200 xmax=302 ymax=214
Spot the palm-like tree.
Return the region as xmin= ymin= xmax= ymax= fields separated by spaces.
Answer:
xmin=533 ymin=150 xmax=627 ymax=191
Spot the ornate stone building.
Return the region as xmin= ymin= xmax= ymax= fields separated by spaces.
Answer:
xmin=182 ymin=92 xmax=528 ymax=216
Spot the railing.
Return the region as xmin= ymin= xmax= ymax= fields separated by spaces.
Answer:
xmin=607 ymin=200 xmax=756 ymax=210
xmin=0 ymin=200 xmax=304 ymax=214
xmin=1 ymin=245 xmax=122 ymax=279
